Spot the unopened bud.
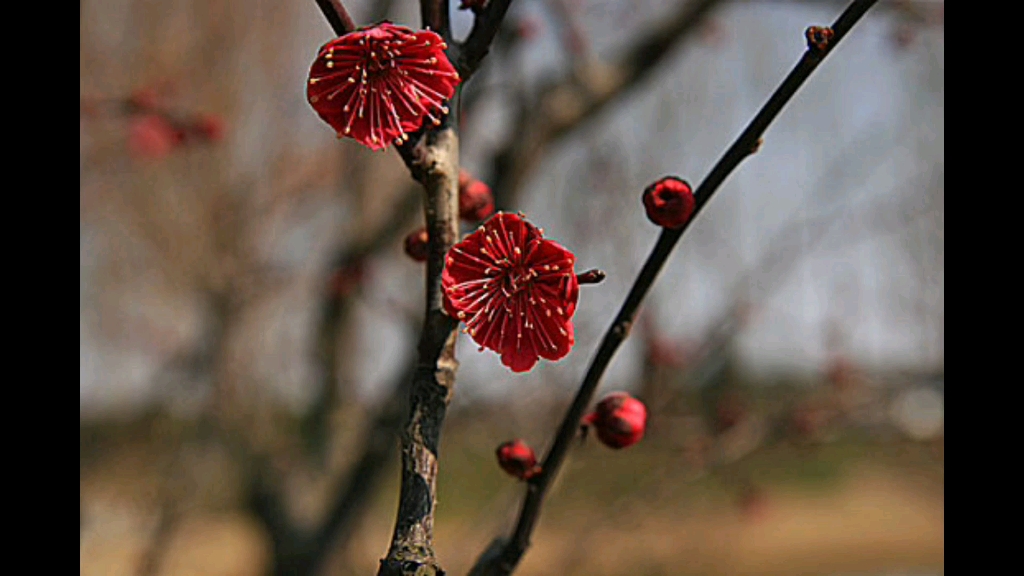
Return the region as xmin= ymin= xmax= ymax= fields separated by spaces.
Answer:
xmin=581 ymin=392 xmax=648 ymax=449
xmin=496 ymin=439 xmax=541 ymax=480
xmin=642 ymin=177 xmax=695 ymax=229
xmin=459 ymin=172 xmax=495 ymax=222
xmin=404 ymin=227 xmax=430 ymax=262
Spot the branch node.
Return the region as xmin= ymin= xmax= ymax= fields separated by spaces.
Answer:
xmin=805 ymin=26 xmax=835 ymax=52
xmin=612 ymin=320 xmax=632 ymax=340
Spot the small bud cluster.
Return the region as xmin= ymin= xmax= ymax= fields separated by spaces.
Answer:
xmin=82 ymin=86 xmax=228 ymax=161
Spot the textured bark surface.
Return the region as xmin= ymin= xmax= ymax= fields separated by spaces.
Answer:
xmin=378 ymin=127 xmax=461 ymax=576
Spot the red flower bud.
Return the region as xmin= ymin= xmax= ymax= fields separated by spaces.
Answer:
xmin=459 ymin=176 xmax=495 ymax=222
xmin=581 ymin=392 xmax=648 ymax=449
xmin=403 ymin=227 xmax=430 ymax=262
xmin=496 ymin=439 xmax=541 ymax=480
xmin=194 ymin=113 xmax=227 ymax=142
xmin=642 ymin=177 xmax=695 ymax=229
xmin=128 ymin=114 xmax=180 ymax=160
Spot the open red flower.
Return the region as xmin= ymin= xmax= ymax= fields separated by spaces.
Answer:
xmin=443 ymin=212 xmax=579 ymax=373
xmin=307 ymin=22 xmax=461 ymax=151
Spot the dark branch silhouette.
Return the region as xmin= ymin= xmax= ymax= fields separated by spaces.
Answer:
xmin=469 ymin=1 xmax=880 ymax=573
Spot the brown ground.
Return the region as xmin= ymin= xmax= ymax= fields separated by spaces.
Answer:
xmin=82 ymin=459 xmax=942 ymax=576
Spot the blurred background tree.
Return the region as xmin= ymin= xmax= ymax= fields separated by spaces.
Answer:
xmin=80 ymin=1 xmax=943 ymax=575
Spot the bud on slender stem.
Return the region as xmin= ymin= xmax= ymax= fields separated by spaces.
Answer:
xmin=642 ymin=177 xmax=696 ymax=229
xmin=496 ymin=439 xmax=541 ymax=480
xmin=580 ymin=392 xmax=648 ymax=449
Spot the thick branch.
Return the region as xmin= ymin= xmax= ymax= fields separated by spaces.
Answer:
xmin=378 ymin=119 xmax=462 ymax=576
xmin=471 ymin=1 xmax=880 ymax=574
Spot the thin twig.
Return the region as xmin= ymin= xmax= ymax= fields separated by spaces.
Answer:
xmin=470 ymin=1 xmax=880 ymax=573
xmin=458 ymin=0 xmax=516 ymax=81
xmin=315 ymin=0 xmax=357 ymax=35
